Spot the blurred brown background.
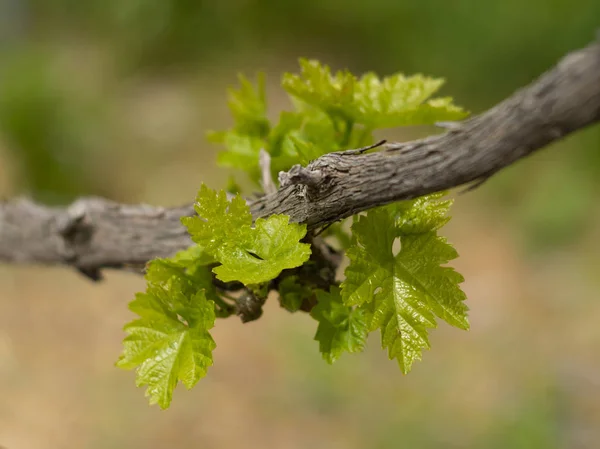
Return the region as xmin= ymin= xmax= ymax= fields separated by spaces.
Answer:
xmin=1 ymin=1 xmax=600 ymax=448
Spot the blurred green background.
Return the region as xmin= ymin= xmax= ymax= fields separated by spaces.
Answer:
xmin=1 ymin=1 xmax=599 ymax=448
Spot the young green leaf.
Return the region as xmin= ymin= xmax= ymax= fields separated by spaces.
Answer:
xmin=210 ymin=131 xmax=264 ymax=182
xmin=341 ymin=205 xmax=468 ymax=373
xmin=181 ymin=184 xmax=252 ymax=254
xmin=224 ymin=73 xmax=270 ymax=138
xmin=170 ymin=244 xmax=216 ymax=268
xmin=311 ymin=287 xmax=368 ymax=364
xmin=282 ymin=59 xmax=357 ymax=122
xmin=182 ymin=185 xmax=311 ymax=286
xmin=268 ymin=110 xmax=340 ymax=168
xmin=391 ymin=192 xmax=453 ymax=235
xmin=117 ymin=271 xmax=217 ymax=409
xmin=353 ymin=73 xmax=468 ymax=128
xmin=150 ymin=250 xmax=234 ymax=318
xmin=278 ymin=275 xmax=313 ymax=312
xmin=212 ymin=214 xmax=312 ymax=285
xmin=210 ymin=73 xmax=270 ymax=183
xmin=283 ymin=59 xmax=467 ymax=129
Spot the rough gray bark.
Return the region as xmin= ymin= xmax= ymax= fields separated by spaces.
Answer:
xmin=254 ymin=38 xmax=600 ymax=228
xmin=0 ymin=198 xmax=194 ymax=279
xmin=1 ymin=38 xmax=599 ymax=279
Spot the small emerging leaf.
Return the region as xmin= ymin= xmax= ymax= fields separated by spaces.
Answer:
xmin=211 ymin=73 xmax=270 ymax=183
xmin=283 ymin=59 xmax=357 ymax=122
xmin=182 ymin=184 xmax=251 ymax=255
xmin=117 ymin=273 xmax=216 ymax=409
xmin=354 ymin=74 xmax=467 ymax=128
xmin=283 ymin=59 xmax=468 ymax=129
xmin=182 ymin=185 xmax=311 ymax=286
xmin=213 ymin=215 xmax=312 ymax=285
xmin=278 ymin=276 xmax=313 ymax=312
xmin=311 ymin=287 xmax=368 ymax=364
xmin=211 ymin=131 xmax=264 ymax=183
xmin=226 ymin=73 xmax=270 ymax=138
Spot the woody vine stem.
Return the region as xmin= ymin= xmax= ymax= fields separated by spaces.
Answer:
xmin=0 ymin=37 xmax=599 ymax=281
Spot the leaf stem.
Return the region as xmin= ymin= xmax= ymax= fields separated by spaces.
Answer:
xmin=212 ymin=294 xmax=236 ymax=317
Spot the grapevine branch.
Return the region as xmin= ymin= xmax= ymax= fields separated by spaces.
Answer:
xmin=1 ymin=38 xmax=599 ymax=281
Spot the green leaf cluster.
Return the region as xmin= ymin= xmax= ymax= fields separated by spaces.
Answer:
xmin=118 ymin=185 xmax=311 ymax=408
xmin=119 ymin=59 xmax=470 ymax=408
xmin=212 ymin=59 xmax=467 ymax=184
xmin=181 ymin=185 xmax=311 ymax=285
xmin=283 ymin=59 xmax=467 ymax=128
